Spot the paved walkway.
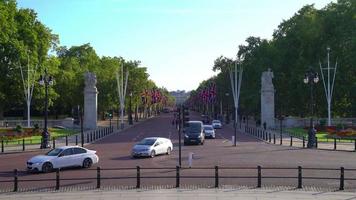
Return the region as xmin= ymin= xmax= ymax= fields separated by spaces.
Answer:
xmin=1 ymin=188 xmax=356 ymax=200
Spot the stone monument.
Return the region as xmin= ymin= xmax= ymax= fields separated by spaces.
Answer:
xmin=84 ymin=72 xmax=98 ymax=129
xmin=261 ymin=68 xmax=275 ymax=129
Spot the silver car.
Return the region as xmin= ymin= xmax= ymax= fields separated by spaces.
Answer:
xmin=212 ymin=120 xmax=222 ymax=129
xmin=132 ymin=137 xmax=173 ymax=158
xmin=203 ymin=125 xmax=216 ymax=138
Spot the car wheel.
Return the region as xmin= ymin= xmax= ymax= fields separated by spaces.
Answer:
xmin=150 ymin=150 xmax=156 ymax=158
xmin=82 ymin=158 xmax=93 ymax=168
xmin=42 ymin=162 xmax=53 ymax=173
xmin=166 ymin=147 xmax=171 ymax=155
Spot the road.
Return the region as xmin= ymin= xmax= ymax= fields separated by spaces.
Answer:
xmin=1 ymin=112 xmax=356 ymax=192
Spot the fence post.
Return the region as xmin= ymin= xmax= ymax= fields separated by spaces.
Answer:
xmin=315 ymin=137 xmax=318 ymax=148
xmin=136 ymin=166 xmax=140 ymax=189
xmin=303 ymin=136 xmax=305 ymax=148
xmin=97 ymin=167 xmax=101 ymax=189
xmin=53 ymin=137 xmax=56 ymax=148
xmin=65 ymin=136 xmax=68 ymax=146
xmin=56 ymin=169 xmax=60 ymax=190
xmin=13 ymin=169 xmax=18 ymax=192
xmin=298 ymin=166 xmax=302 ymax=189
xmin=75 ymin=135 xmax=78 ymax=145
xmin=1 ymin=140 xmax=4 ymax=153
xmin=334 ymin=138 xmax=337 ymax=150
xmin=269 ymin=133 xmax=271 ymax=142
xmin=257 ymin=166 xmax=261 ymax=188
xmin=176 ymin=166 xmax=180 ymax=188
xmin=339 ymin=167 xmax=344 ymax=191
xmin=22 ymin=139 xmax=25 ymax=151
xmin=290 ymin=136 xmax=293 ymax=146
xmin=215 ymin=166 xmax=219 ymax=188
xmin=273 ymin=134 xmax=276 ymax=144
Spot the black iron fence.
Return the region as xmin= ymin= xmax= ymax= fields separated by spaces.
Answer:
xmin=1 ymin=126 xmax=114 ymax=153
xmin=244 ymin=125 xmax=356 ymax=152
xmin=0 ymin=166 xmax=353 ymax=192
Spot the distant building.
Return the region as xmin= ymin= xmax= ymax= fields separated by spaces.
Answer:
xmin=170 ymin=90 xmax=190 ymax=106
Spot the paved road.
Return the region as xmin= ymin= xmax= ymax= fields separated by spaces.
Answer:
xmin=1 ymin=112 xmax=356 ymax=192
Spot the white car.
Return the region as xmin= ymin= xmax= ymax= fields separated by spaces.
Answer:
xmin=212 ymin=120 xmax=222 ymax=129
xmin=27 ymin=146 xmax=99 ymax=173
xmin=203 ymin=125 xmax=216 ymax=138
xmin=132 ymin=137 xmax=173 ymax=158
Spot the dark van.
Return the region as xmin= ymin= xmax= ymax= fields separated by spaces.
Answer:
xmin=184 ymin=121 xmax=205 ymax=145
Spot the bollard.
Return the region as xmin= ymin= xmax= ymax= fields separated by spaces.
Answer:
xmin=136 ymin=166 xmax=140 ymax=188
xmin=188 ymin=152 xmax=194 ymax=168
xmin=90 ymin=132 xmax=93 ymax=142
xmin=1 ymin=140 xmax=4 ymax=153
xmin=354 ymin=140 xmax=356 ymax=152
xmin=97 ymin=167 xmax=101 ymax=188
xmin=56 ymin=169 xmax=60 ymax=190
xmin=303 ymin=136 xmax=305 ymax=148
xmin=298 ymin=166 xmax=302 ymax=188
xmin=315 ymin=137 xmax=318 ymax=148
xmin=215 ymin=166 xmax=219 ymax=188
xmin=334 ymin=138 xmax=337 ymax=150
xmin=273 ymin=134 xmax=276 ymax=144
xmin=269 ymin=133 xmax=271 ymax=143
xmin=65 ymin=136 xmax=68 ymax=146
xmin=22 ymin=139 xmax=25 ymax=151
xmin=280 ymin=134 xmax=283 ymax=145
xmin=340 ymin=167 xmax=344 ymax=190
xmin=53 ymin=138 xmax=56 ymax=148
xmin=257 ymin=166 xmax=261 ymax=188
xmin=176 ymin=166 xmax=180 ymax=188
xmin=75 ymin=135 xmax=78 ymax=145
xmin=13 ymin=169 xmax=18 ymax=192
xmin=290 ymin=136 xmax=293 ymax=146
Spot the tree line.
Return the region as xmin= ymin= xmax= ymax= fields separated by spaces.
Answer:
xmin=0 ymin=0 xmax=175 ymax=120
xmin=188 ymin=0 xmax=356 ymax=121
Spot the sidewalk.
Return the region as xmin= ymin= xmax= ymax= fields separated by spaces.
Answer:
xmin=240 ymin=124 xmax=356 ymax=152
xmin=1 ymin=188 xmax=355 ymax=200
xmin=0 ymin=116 xmax=154 ymax=154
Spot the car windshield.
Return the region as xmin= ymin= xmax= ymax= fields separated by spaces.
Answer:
xmin=213 ymin=120 xmax=220 ymax=123
xmin=137 ymin=138 xmax=156 ymax=146
xmin=204 ymin=126 xmax=213 ymax=130
xmin=46 ymin=148 xmax=63 ymax=156
xmin=186 ymin=123 xmax=201 ymax=134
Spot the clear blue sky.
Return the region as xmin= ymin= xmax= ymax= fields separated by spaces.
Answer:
xmin=18 ymin=0 xmax=334 ymax=91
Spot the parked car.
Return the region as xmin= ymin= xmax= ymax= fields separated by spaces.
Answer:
xmin=203 ymin=125 xmax=216 ymax=139
xmin=132 ymin=137 xmax=173 ymax=158
xmin=212 ymin=120 xmax=222 ymax=129
xmin=184 ymin=121 xmax=205 ymax=145
xmin=27 ymin=146 xmax=99 ymax=173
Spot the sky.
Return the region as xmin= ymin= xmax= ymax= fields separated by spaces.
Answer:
xmin=17 ymin=0 xmax=335 ymax=92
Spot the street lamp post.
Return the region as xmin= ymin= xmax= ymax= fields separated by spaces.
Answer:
xmin=129 ymin=92 xmax=133 ymax=125
xmin=225 ymin=93 xmax=229 ymax=124
xmin=38 ymin=68 xmax=53 ymax=149
xmin=303 ymin=68 xmax=319 ymax=148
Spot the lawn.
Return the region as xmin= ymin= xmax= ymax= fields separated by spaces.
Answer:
xmin=285 ymin=127 xmax=355 ymax=143
xmin=0 ymin=128 xmax=78 ymax=146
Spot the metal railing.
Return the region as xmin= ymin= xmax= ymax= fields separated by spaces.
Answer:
xmin=1 ymin=127 xmax=114 ymax=153
xmin=0 ymin=165 xmax=352 ymax=192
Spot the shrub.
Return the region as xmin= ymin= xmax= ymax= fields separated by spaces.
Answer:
xmin=33 ymin=124 xmax=39 ymax=130
xmin=336 ymin=123 xmax=343 ymax=131
xmin=14 ymin=125 xmax=23 ymax=133
xmin=319 ymin=119 xmax=326 ymax=130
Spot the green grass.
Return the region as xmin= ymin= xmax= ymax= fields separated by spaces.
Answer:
xmin=1 ymin=128 xmax=77 ymax=146
xmin=285 ymin=128 xmax=355 ymax=143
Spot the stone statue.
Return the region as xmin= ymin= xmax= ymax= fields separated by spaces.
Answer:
xmin=261 ymin=68 xmax=274 ymax=89
xmin=261 ymin=68 xmax=275 ymax=129
xmin=84 ymin=72 xmax=98 ymax=130
xmin=85 ymin=72 xmax=97 ymax=89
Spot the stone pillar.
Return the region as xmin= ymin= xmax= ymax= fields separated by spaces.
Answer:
xmin=84 ymin=72 xmax=98 ymax=130
xmin=261 ymin=68 xmax=275 ymax=129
